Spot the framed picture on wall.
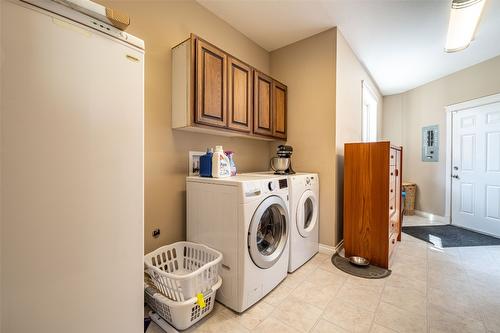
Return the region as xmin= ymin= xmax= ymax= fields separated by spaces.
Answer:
xmin=188 ymin=151 xmax=205 ymax=176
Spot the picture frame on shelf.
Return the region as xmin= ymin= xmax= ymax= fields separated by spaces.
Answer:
xmin=188 ymin=151 xmax=205 ymax=176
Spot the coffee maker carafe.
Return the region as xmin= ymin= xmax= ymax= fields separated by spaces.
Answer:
xmin=270 ymin=145 xmax=295 ymax=175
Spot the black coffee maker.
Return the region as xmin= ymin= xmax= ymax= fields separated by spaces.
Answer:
xmin=270 ymin=145 xmax=295 ymax=175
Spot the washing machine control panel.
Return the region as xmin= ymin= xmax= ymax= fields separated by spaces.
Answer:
xmin=243 ymin=178 xmax=288 ymax=197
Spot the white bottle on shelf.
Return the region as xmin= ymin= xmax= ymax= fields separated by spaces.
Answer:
xmin=212 ymin=146 xmax=231 ymax=178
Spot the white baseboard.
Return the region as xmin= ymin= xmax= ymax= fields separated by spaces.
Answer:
xmin=414 ymin=210 xmax=450 ymax=223
xmin=319 ymin=240 xmax=343 ymax=255
xmin=318 ymin=243 xmax=335 ymax=255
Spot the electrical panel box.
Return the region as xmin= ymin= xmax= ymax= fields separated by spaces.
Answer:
xmin=422 ymin=125 xmax=439 ymax=162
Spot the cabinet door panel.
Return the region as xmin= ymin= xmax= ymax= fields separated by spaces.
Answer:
xmin=273 ymin=81 xmax=287 ymax=139
xmin=254 ymin=71 xmax=273 ymax=136
xmin=228 ymin=57 xmax=252 ymax=132
xmin=196 ymin=39 xmax=227 ymax=127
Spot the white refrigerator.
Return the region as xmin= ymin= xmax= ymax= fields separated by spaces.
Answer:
xmin=1 ymin=1 xmax=144 ymax=332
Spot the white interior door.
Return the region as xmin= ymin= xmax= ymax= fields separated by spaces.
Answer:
xmin=452 ymin=102 xmax=500 ymax=237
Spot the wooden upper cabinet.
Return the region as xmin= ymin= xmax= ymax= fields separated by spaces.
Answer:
xmin=195 ymin=39 xmax=227 ymax=128
xmin=273 ymin=81 xmax=287 ymax=139
xmin=172 ymin=35 xmax=286 ymax=140
xmin=253 ymin=71 xmax=273 ymax=137
xmin=227 ymin=57 xmax=252 ymax=133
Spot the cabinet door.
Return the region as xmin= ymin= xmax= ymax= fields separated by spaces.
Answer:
xmin=273 ymin=81 xmax=287 ymax=139
xmin=227 ymin=57 xmax=252 ymax=132
xmin=196 ymin=39 xmax=227 ymax=127
xmin=253 ymin=71 xmax=273 ymax=136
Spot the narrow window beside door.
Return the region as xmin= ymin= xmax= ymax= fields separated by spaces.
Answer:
xmin=362 ymin=81 xmax=378 ymax=142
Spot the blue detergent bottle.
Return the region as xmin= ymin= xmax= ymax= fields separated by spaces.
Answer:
xmin=199 ymin=148 xmax=213 ymax=177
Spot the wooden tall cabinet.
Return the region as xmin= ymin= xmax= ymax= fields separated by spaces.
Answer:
xmin=172 ymin=34 xmax=287 ymax=140
xmin=343 ymin=142 xmax=403 ymax=269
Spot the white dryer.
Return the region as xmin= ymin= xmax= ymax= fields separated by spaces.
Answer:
xmin=288 ymin=173 xmax=319 ymax=272
xmin=186 ymin=175 xmax=290 ymax=313
xmin=243 ymin=172 xmax=320 ymax=272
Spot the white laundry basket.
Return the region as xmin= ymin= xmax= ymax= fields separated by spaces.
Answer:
xmin=145 ymin=276 xmax=222 ymax=330
xmin=144 ymin=241 xmax=222 ymax=301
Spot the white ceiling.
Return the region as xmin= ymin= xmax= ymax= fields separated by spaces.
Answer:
xmin=197 ymin=0 xmax=500 ymax=95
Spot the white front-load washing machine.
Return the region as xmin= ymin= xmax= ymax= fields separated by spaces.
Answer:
xmin=186 ymin=175 xmax=290 ymax=313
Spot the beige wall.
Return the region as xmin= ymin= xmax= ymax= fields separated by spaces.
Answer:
xmin=383 ymin=55 xmax=500 ymax=216
xmin=270 ymin=29 xmax=337 ymax=246
xmin=97 ymin=0 xmax=273 ymax=253
xmin=381 ymin=94 xmax=403 ymax=146
xmin=335 ymin=30 xmax=383 ymax=243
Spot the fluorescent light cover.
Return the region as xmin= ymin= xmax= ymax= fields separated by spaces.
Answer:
xmin=445 ymin=0 xmax=486 ymax=52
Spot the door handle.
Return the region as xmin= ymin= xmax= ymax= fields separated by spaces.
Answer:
xmin=452 ymin=174 xmax=460 ymax=179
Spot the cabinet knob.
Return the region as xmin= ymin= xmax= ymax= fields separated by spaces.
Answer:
xmin=392 ymin=239 xmax=396 ymax=244
xmin=390 ymin=206 xmax=393 ymax=210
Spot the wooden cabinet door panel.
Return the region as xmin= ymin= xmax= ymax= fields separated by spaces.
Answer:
xmin=254 ymin=71 xmax=273 ymax=136
xmin=273 ymin=81 xmax=287 ymax=139
xmin=228 ymin=57 xmax=252 ymax=132
xmin=196 ymin=39 xmax=227 ymax=127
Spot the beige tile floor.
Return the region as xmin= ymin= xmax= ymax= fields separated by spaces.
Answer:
xmin=146 ymin=216 xmax=500 ymax=333
xmin=402 ymin=214 xmax=448 ymax=227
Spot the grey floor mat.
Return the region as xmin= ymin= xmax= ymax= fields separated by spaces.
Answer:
xmin=331 ymin=253 xmax=391 ymax=279
xmin=402 ymin=225 xmax=500 ymax=247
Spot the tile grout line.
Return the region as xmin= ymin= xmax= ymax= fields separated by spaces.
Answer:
xmin=368 ymin=264 xmax=389 ymax=333
xmin=307 ymin=257 xmax=329 ymax=333
xmin=302 ymin=255 xmax=338 ymax=333
xmin=267 ymin=258 xmax=324 ymax=333
xmin=309 ymin=254 xmax=350 ymax=332
xmin=460 ymin=248 xmax=490 ymax=332
xmin=313 ymin=274 xmax=348 ymax=332
xmin=426 ymin=244 xmax=430 ymax=333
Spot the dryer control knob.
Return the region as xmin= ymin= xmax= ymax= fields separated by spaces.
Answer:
xmin=306 ymin=177 xmax=311 ymax=185
xmin=268 ymin=181 xmax=276 ymax=191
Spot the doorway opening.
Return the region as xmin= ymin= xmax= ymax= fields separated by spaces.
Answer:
xmin=445 ymin=93 xmax=500 ymax=238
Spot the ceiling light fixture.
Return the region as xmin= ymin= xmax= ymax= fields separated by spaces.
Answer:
xmin=445 ymin=0 xmax=486 ymax=52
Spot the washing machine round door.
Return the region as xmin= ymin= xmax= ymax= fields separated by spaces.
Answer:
xmin=248 ymin=195 xmax=289 ymax=269
xmin=296 ymin=190 xmax=318 ymax=238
